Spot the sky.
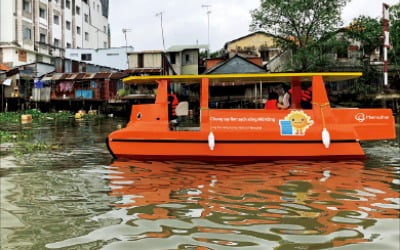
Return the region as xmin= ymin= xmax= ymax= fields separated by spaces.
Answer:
xmin=108 ymin=0 xmax=400 ymax=52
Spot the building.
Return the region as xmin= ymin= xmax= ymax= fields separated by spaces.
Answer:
xmin=65 ymin=46 xmax=134 ymax=70
xmin=0 ymin=0 xmax=110 ymax=68
xmin=127 ymin=45 xmax=207 ymax=76
xmin=165 ymin=45 xmax=208 ymax=75
xmin=205 ymin=55 xmax=266 ymax=74
xmin=127 ymin=50 xmax=174 ymax=75
xmin=222 ymin=31 xmax=281 ymax=67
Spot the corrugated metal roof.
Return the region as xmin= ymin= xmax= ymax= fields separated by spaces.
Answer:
xmin=60 ymin=73 xmax=77 ymax=80
xmin=124 ymin=68 xmax=163 ymax=74
xmin=166 ymin=45 xmax=208 ymax=52
xmin=94 ymin=72 xmax=112 ymax=79
xmin=51 ymin=73 xmax=64 ymax=80
xmin=41 ymin=75 xmax=53 ymax=81
xmin=75 ymin=73 xmax=87 ymax=79
xmin=110 ymin=72 xmax=128 ymax=79
xmin=82 ymin=73 xmax=96 ymax=79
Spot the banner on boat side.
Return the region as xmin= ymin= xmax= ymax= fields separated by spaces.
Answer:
xmin=279 ymin=110 xmax=314 ymax=136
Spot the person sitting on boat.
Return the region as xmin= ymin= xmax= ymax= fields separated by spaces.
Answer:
xmin=168 ymin=90 xmax=179 ymax=124
xmin=264 ymin=91 xmax=279 ymax=109
xmin=274 ymin=84 xmax=291 ymax=109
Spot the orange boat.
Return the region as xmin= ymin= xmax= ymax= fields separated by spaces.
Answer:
xmin=107 ymin=73 xmax=396 ymax=161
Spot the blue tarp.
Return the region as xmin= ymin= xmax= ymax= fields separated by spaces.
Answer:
xmin=76 ymin=90 xmax=93 ymax=99
xmin=34 ymin=80 xmax=44 ymax=88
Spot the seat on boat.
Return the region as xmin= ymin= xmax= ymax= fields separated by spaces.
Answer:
xmin=176 ymin=101 xmax=189 ymax=118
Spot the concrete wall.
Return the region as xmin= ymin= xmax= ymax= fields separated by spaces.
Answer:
xmin=128 ymin=52 xmax=163 ymax=69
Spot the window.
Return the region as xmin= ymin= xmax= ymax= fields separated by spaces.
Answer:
xmin=82 ymin=0 xmax=88 ymax=3
xmin=84 ymin=14 xmax=89 ymax=22
xmin=104 ymin=41 xmax=107 ymax=48
xmin=23 ymin=0 xmax=31 ymax=13
xmin=66 ymin=21 xmax=71 ymax=30
xmin=103 ymin=26 xmax=107 ymax=33
xmin=40 ymin=33 xmax=46 ymax=43
xmin=170 ymin=53 xmax=176 ymax=64
xmin=54 ymin=38 xmax=60 ymax=47
xmin=66 ymin=43 xmax=71 ymax=48
xmin=183 ymin=53 xmax=194 ymax=64
xmin=23 ymin=27 xmax=32 ymax=40
xmin=65 ymin=0 xmax=71 ymax=9
xmin=76 ymin=26 xmax=81 ymax=34
xmin=54 ymin=15 xmax=59 ymax=25
xmin=260 ymin=50 xmax=270 ymax=61
xmin=84 ymin=32 xmax=89 ymax=41
xmin=81 ymin=53 xmax=92 ymax=61
xmin=76 ymin=6 xmax=80 ymax=15
xmin=39 ymin=8 xmax=46 ymax=18
xmin=138 ymin=53 xmax=144 ymax=68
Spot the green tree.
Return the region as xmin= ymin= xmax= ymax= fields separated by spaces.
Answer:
xmin=346 ymin=16 xmax=382 ymax=57
xmin=389 ymin=4 xmax=400 ymax=70
xmin=250 ymin=0 xmax=350 ymax=71
xmin=343 ymin=16 xmax=381 ymax=93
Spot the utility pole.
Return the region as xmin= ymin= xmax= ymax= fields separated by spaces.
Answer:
xmin=382 ymin=3 xmax=390 ymax=86
xmin=122 ymin=28 xmax=131 ymax=69
xmin=202 ymin=4 xmax=211 ymax=58
xmin=156 ymin=12 xmax=166 ymax=51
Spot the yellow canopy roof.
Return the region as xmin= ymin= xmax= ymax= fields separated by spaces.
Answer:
xmin=123 ymin=72 xmax=362 ymax=85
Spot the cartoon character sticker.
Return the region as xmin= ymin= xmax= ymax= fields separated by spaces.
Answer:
xmin=279 ymin=110 xmax=314 ymax=136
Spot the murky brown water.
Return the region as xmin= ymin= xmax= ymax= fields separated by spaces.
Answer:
xmin=1 ymin=118 xmax=399 ymax=250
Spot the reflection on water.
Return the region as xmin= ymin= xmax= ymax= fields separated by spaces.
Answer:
xmin=0 ymin=119 xmax=399 ymax=250
xmin=43 ymin=160 xmax=399 ymax=250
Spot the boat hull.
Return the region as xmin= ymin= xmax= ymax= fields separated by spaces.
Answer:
xmin=106 ymin=137 xmax=366 ymax=161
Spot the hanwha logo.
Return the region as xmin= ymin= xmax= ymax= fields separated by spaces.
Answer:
xmin=355 ymin=113 xmax=365 ymax=122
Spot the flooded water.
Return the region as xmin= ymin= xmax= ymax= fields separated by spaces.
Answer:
xmin=1 ymin=117 xmax=399 ymax=250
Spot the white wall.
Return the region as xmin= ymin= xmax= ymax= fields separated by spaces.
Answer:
xmin=74 ymin=0 xmax=83 ymax=48
xmin=65 ymin=47 xmax=133 ymax=70
xmin=0 ymin=0 xmax=110 ymax=67
xmin=80 ymin=0 xmax=108 ymax=49
xmin=0 ymin=0 xmax=15 ymax=43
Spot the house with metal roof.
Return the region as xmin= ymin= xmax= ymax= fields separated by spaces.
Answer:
xmin=166 ymin=45 xmax=208 ymax=75
xmin=204 ymin=55 xmax=267 ymax=74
